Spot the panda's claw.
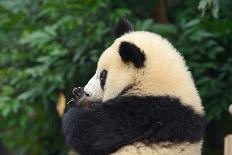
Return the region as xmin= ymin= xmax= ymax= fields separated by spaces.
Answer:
xmin=67 ymin=98 xmax=75 ymax=105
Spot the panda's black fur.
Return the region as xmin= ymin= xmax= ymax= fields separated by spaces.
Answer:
xmin=62 ymin=96 xmax=205 ymax=155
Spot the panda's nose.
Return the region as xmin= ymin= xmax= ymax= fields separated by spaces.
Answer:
xmin=84 ymin=92 xmax=90 ymax=97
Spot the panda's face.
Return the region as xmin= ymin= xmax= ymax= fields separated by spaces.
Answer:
xmin=84 ymin=42 xmax=138 ymax=101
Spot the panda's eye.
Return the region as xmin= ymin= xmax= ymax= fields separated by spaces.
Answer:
xmin=100 ymin=70 xmax=107 ymax=90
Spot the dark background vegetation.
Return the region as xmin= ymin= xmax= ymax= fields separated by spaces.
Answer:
xmin=0 ymin=0 xmax=232 ymax=155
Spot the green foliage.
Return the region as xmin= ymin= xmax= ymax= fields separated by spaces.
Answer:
xmin=0 ymin=0 xmax=231 ymax=155
xmin=0 ymin=0 xmax=129 ymax=154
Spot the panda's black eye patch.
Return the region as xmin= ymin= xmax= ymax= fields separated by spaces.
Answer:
xmin=100 ymin=70 xmax=107 ymax=90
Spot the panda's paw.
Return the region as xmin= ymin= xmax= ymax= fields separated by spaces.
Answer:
xmin=72 ymin=87 xmax=83 ymax=96
xmin=67 ymin=87 xmax=93 ymax=109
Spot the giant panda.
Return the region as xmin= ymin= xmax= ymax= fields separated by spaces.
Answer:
xmin=62 ymin=18 xmax=205 ymax=155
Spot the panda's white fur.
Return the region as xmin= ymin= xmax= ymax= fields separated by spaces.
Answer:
xmin=70 ymin=142 xmax=202 ymax=155
xmin=63 ymin=18 xmax=205 ymax=155
xmin=111 ymin=141 xmax=203 ymax=155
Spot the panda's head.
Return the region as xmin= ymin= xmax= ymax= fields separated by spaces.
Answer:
xmin=84 ymin=18 xmax=203 ymax=112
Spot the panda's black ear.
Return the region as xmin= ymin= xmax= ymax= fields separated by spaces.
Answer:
xmin=114 ymin=18 xmax=134 ymax=38
xmin=119 ymin=41 xmax=145 ymax=68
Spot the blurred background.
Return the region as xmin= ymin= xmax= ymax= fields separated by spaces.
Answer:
xmin=0 ymin=0 xmax=232 ymax=155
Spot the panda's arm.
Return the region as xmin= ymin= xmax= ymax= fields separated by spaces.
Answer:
xmin=62 ymin=96 xmax=205 ymax=155
xmin=62 ymin=99 xmax=153 ymax=155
